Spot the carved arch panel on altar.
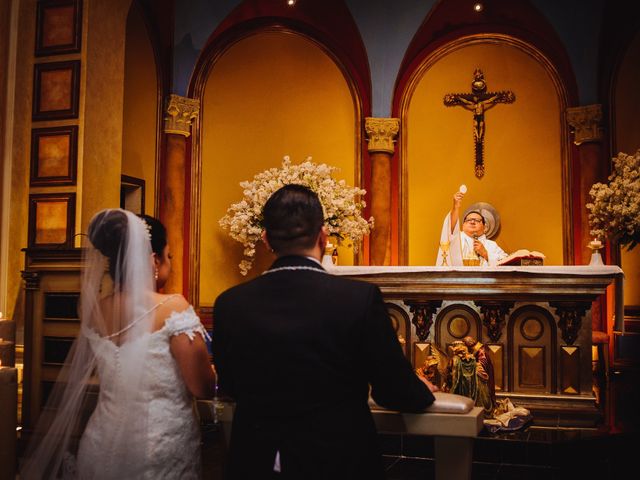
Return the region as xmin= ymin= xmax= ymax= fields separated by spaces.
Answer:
xmin=434 ymin=303 xmax=482 ymax=350
xmin=508 ymin=305 xmax=557 ymax=394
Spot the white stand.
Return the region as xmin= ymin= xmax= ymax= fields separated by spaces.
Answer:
xmin=321 ymin=254 xmax=334 ymax=269
xmin=201 ymin=398 xmax=482 ymax=480
xmin=589 ymin=251 xmax=604 ymax=266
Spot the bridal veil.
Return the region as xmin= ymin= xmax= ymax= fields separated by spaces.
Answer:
xmin=21 ymin=209 xmax=158 ymax=479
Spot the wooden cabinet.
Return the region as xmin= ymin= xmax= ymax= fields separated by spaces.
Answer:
xmin=21 ymin=248 xmax=83 ymax=431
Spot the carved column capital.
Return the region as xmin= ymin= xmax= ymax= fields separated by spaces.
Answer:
xmin=476 ymin=301 xmax=514 ymax=343
xmin=365 ymin=117 xmax=400 ymax=154
xmin=21 ymin=271 xmax=40 ymax=290
xmin=566 ymin=104 xmax=603 ymax=145
xmin=550 ymin=302 xmax=590 ymax=345
xmin=164 ymin=94 xmax=200 ymax=137
xmin=404 ymin=300 xmax=442 ymax=342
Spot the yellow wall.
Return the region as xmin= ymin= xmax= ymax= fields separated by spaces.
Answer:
xmin=122 ymin=6 xmax=158 ymax=215
xmin=1 ymin=0 xmax=132 ymax=332
xmin=0 ymin=0 xmax=11 ymax=314
xmin=4 ymin=0 xmax=37 ymax=324
xmin=405 ymin=42 xmax=564 ymax=266
xmin=199 ymin=31 xmax=357 ymax=305
xmin=81 ymin=0 xmax=132 ymax=233
xmin=615 ymin=30 xmax=640 ymax=306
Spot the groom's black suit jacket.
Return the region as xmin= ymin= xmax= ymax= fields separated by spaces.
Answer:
xmin=212 ymin=255 xmax=435 ymax=479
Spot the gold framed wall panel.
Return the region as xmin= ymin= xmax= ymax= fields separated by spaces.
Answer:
xmin=32 ymin=60 xmax=81 ymax=120
xmin=35 ymin=0 xmax=83 ymax=57
xmin=30 ymin=125 xmax=78 ymax=186
xmin=27 ymin=193 xmax=76 ymax=248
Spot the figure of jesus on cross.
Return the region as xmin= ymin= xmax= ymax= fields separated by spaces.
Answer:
xmin=444 ymin=69 xmax=515 ymax=178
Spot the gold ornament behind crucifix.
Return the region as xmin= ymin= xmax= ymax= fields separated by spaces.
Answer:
xmin=444 ymin=69 xmax=515 ymax=178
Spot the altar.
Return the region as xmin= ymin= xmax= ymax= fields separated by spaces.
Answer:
xmin=328 ymin=265 xmax=624 ymax=423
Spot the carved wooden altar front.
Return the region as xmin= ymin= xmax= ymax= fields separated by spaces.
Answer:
xmin=331 ymin=265 xmax=623 ymax=422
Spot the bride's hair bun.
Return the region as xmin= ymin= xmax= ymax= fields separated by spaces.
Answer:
xmin=88 ymin=210 xmax=129 ymax=278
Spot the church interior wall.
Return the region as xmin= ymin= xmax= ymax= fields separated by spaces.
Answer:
xmin=80 ymin=0 xmax=133 ymax=234
xmin=0 ymin=0 xmax=638 ymax=364
xmin=344 ymin=0 xmax=436 ymax=117
xmin=4 ymin=0 xmax=38 ymax=333
xmin=121 ymin=5 xmax=159 ymax=216
xmin=404 ymin=40 xmax=564 ymax=266
xmin=614 ymin=29 xmax=640 ymax=307
xmin=0 ymin=0 xmax=11 ymax=320
xmin=197 ymin=30 xmax=359 ymax=305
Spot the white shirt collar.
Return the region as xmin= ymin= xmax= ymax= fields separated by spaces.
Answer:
xmin=305 ymin=256 xmax=322 ymax=266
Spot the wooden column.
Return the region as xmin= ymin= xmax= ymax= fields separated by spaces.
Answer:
xmin=566 ymin=105 xmax=607 ymax=332
xmin=566 ymin=104 xmax=605 ymax=265
xmin=161 ymin=94 xmax=199 ymax=295
xmin=365 ymin=117 xmax=399 ymax=266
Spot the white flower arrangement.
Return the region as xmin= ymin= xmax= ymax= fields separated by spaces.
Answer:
xmin=586 ymin=149 xmax=640 ymax=250
xmin=219 ymin=155 xmax=374 ymax=275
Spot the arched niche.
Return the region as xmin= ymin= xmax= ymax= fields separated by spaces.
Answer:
xmin=398 ymin=36 xmax=571 ymax=267
xmin=194 ymin=29 xmax=361 ymax=305
xmin=385 ymin=303 xmax=411 ymax=359
xmin=613 ymin=29 xmax=640 ymax=308
xmin=121 ymin=3 xmax=161 ymax=215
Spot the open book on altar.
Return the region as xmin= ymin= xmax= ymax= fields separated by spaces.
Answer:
xmin=497 ymin=249 xmax=546 ymax=266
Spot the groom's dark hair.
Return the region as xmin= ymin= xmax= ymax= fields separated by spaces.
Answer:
xmin=262 ymin=184 xmax=324 ymax=254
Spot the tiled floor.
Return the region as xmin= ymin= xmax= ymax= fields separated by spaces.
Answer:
xmin=201 ymin=369 xmax=640 ymax=479
xmin=380 ymin=369 xmax=640 ymax=480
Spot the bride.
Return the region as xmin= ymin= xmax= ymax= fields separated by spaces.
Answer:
xmin=21 ymin=209 xmax=216 ymax=479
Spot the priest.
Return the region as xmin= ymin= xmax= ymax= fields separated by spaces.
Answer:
xmin=436 ymin=189 xmax=507 ymax=266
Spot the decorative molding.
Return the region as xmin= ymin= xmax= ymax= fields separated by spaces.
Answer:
xmin=476 ymin=301 xmax=514 ymax=343
xmin=365 ymin=117 xmax=399 ymax=154
xmin=566 ymin=104 xmax=603 ymax=145
xmin=164 ymin=94 xmax=200 ymax=137
xmin=551 ymin=302 xmax=589 ymax=345
xmin=404 ymin=300 xmax=442 ymax=342
xmin=21 ymin=271 xmax=41 ymax=291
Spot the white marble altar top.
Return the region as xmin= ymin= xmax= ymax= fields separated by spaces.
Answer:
xmin=327 ymin=264 xmax=624 ymax=332
xmin=327 ymin=265 xmax=623 ymax=276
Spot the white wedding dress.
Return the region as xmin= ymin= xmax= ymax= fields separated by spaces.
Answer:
xmin=75 ymin=306 xmax=209 ymax=479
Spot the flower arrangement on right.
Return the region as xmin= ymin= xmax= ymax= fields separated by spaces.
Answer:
xmin=587 ymin=150 xmax=640 ymax=250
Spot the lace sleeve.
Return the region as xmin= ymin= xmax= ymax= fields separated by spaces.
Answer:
xmin=164 ymin=306 xmax=211 ymax=342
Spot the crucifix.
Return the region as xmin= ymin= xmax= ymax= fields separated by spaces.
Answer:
xmin=444 ymin=69 xmax=515 ymax=178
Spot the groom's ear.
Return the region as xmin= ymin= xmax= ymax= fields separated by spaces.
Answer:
xmin=261 ymin=231 xmax=274 ymax=253
xmin=317 ymin=225 xmax=328 ymax=251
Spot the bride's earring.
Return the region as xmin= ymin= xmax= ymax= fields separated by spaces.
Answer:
xmin=154 ymin=268 xmax=159 ymax=281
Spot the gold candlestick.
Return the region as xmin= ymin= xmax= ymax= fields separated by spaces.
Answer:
xmin=440 ymin=241 xmax=450 ymax=266
xmin=587 ymin=238 xmax=604 ymax=266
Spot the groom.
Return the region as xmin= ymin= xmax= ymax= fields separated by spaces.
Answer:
xmin=212 ymin=184 xmax=437 ymax=479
